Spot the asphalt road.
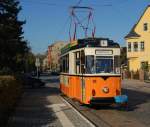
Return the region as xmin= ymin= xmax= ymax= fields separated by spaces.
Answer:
xmin=47 ymin=75 xmax=150 ymax=127
xmin=7 ymin=75 xmax=94 ymax=127
xmin=8 ymin=75 xmax=150 ymax=127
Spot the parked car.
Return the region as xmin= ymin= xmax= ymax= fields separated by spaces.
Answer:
xmin=21 ymin=74 xmax=45 ymax=88
xmin=31 ymin=71 xmax=37 ymax=76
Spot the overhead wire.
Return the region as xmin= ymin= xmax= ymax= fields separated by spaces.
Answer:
xmin=20 ymin=0 xmax=132 ymax=41
xmin=75 ymin=0 xmax=83 ymax=6
xmin=20 ymin=0 xmax=131 ymax=9
xmin=21 ymin=0 xmax=67 ymax=7
xmin=53 ymin=16 xmax=70 ymax=42
xmin=20 ymin=0 xmax=134 ymax=7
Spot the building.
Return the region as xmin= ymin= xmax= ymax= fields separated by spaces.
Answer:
xmin=125 ymin=5 xmax=150 ymax=71
xmin=47 ymin=41 xmax=66 ymax=71
xmin=42 ymin=57 xmax=48 ymax=71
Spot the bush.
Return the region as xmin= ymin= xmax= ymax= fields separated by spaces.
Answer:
xmin=0 ymin=68 xmax=13 ymax=75
xmin=0 ymin=76 xmax=22 ymax=126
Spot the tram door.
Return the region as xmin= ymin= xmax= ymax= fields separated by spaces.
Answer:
xmin=81 ymin=50 xmax=85 ymax=102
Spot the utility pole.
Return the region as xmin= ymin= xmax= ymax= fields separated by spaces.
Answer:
xmin=35 ymin=58 xmax=40 ymax=78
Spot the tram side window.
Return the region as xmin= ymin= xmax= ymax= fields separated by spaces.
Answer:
xmin=75 ymin=52 xmax=80 ymax=74
xmin=81 ymin=50 xmax=85 ymax=73
xmin=63 ymin=57 xmax=66 ymax=72
xmin=85 ymin=55 xmax=95 ymax=74
xmin=60 ymin=58 xmax=62 ymax=72
xmin=66 ymin=55 xmax=69 ymax=73
xmin=62 ymin=55 xmax=69 ymax=73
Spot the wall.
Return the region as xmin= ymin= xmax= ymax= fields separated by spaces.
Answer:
xmin=126 ymin=6 xmax=150 ymax=71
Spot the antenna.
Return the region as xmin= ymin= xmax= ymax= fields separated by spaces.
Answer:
xmin=69 ymin=6 xmax=96 ymax=42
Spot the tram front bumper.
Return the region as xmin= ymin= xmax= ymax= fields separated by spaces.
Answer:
xmin=90 ymin=95 xmax=128 ymax=105
xmin=90 ymin=97 xmax=115 ymax=105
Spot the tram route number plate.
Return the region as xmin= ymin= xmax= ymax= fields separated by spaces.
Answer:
xmin=95 ymin=50 xmax=113 ymax=55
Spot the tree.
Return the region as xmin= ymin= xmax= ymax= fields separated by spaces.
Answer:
xmin=24 ymin=51 xmax=36 ymax=73
xmin=120 ymin=47 xmax=127 ymax=65
xmin=0 ymin=0 xmax=29 ymax=73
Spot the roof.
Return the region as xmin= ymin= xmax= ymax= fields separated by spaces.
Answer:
xmin=125 ymin=5 xmax=150 ymax=39
xmin=61 ymin=37 xmax=120 ymax=54
xmin=124 ymin=24 xmax=141 ymax=39
xmin=48 ymin=41 xmax=66 ymax=48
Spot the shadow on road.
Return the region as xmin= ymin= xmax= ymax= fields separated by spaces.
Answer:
xmin=42 ymin=78 xmax=59 ymax=84
xmin=90 ymin=88 xmax=150 ymax=111
xmin=122 ymin=88 xmax=150 ymax=111
xmin=93 ymin=89 xmax=150 ymax=111
xmin=8 ymin=83 xmax=61 ymax=126
xmin=40 ymin=76 xmax=59 ymax=84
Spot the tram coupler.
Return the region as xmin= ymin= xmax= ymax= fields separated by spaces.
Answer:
xmin=114 ymin=95 xmax=128 ymax=110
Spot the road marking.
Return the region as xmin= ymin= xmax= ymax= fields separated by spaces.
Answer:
xmin=60 ymin=96 xmax=96 ymax=127
xmin=46 ymin=103 xmax=75 ymax=127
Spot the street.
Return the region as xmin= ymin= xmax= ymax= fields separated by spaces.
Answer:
xmin=7 ymin=75 xmax=94 ymax=127
xmin=8 ymin=75 xmax=150 ymax=127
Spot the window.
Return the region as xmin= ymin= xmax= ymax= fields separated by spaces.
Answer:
xmin=62 ymin=57 xmax=66 ymax=72
xmin=75 ymin=52 xmax=80 ymax=74
xmin=144 ymin=23 xmax=148 ymax=31
xmin=85 ymin=56 xmax=114 ymax=74
xmin=96 ymin=56 xmax=113 ymax=73
xmin=85 ymin=55 xmax=118 ymax=74
xmin=60 ymin=58 xmax=63 ymax=72
xmin=128 ymin=42 xmax=131 ymax=52
xmin=81 ymin=50 xmax=85 ymax=73
xmin=66 ymin=55 xmax=69 ymax=73
xmin=141 ymin=61 xmax=148 ymax=70
xmin=61 ymin=54 xmax=69 ymax=73
xmin=140 ymin=41 xmax=144 ymax=51
xmin=85 ymin=55 xmax=95 ymax=74
xmin=114 ymin=56 xmax=121 ymax=74
xmin=133 ymin=42 xmax=138 ymax=52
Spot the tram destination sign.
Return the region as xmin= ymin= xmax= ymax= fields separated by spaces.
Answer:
xmin=95 ymin=50 xmax=113 ymax=55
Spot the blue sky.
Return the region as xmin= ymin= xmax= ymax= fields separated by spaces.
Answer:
xmin=19 ymin=0 xmax=150 ymax=54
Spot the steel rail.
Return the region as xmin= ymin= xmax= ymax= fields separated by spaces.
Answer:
xmin=61 ymin=95 xmax=112 ymax=127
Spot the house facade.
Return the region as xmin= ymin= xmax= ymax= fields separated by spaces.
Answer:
xmin=125 ymin=5 xmax=150 ymax=71
xmin=47 ymin=41 xmax=66 ymax=71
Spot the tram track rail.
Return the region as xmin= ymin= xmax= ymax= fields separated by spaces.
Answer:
xmin=61 ymin=95 xmax=112 ymax=127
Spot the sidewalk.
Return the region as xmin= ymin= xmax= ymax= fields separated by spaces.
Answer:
xmin=122 ymin=79 xmax=150 ymax=93
xmin=7 ymin=77 xmax=94 ymax=127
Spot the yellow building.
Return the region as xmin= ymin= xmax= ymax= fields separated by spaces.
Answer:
xmin=125 ymin=5 xmax=150 ymax=71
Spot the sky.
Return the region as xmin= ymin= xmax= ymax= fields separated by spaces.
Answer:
xmin=19 ymin=0 xmax=150 ymax=54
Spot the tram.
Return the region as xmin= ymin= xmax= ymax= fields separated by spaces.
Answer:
xmin=60 ymin=38 xmax=127 ymax=105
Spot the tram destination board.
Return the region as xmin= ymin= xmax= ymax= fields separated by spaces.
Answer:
xmin=95 ymin=50 xmax=113 ymax=55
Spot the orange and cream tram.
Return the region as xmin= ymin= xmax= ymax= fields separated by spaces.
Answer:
xmin=60 ymin=38 xmax=127 ymax=105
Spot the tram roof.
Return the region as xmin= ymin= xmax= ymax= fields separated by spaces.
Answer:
xmin=61 ymin=37 xmax=120 ymax=54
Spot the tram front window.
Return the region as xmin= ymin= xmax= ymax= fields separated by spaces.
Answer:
xmin=86 ymin=55 xmax=95 ymax=74
xmin=85 ymin=56 xmax=113 ymax=74
xmin=96 ymin=58 xmax=113 ymax=73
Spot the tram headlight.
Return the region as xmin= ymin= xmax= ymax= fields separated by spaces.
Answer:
xmin=102 ymin=87 xmax=109 ymax=93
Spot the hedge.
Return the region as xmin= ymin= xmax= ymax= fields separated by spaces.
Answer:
xmin=0 ymin=76 xmax=22 ymax=126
